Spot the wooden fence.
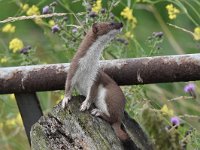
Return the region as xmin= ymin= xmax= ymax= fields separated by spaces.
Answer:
xmin=0 ymin=54 xmax=200 ymax=145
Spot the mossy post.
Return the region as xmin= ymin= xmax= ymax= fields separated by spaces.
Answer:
xmin=30 ymin=96 xmax=152 ymax=150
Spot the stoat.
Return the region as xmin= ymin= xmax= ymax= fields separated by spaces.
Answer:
xmin=62 ymin=22 xmax=129 ymax=141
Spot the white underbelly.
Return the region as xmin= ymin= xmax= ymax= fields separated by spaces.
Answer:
xmin=75 ymin=73 xmax=92 ymax=96
xmin=94 ymin=85 xmax=110 ymax=116
xmin=71 ymin=40 xmax=103 ymax=96
xmin=72 ymin=63 xmax=98 ymax=96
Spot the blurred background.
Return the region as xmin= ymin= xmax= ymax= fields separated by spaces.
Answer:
xmin=0 ymin=0 xmax=199 ymax=149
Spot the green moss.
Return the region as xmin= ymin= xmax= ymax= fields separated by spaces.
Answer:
xmin=31 ymin=123 xmax=49 ymax=150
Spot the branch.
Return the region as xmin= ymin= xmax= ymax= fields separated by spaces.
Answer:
xmin=0 ymin=54 xmax=200 ymax=94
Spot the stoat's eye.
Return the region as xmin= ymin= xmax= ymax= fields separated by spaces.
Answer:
xmin=110 ymin=22 xmax=115 ymax=26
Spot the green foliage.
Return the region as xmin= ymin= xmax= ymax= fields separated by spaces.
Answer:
xmin=141 ymin=104 xmax=181 ymax=150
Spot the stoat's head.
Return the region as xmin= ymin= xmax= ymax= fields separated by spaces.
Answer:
xmin=92 ymin=22 xmax=123 ymax=41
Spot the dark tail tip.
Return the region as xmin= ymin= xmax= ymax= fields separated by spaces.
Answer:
xmin=112 ymin=123 xmax=140 ymax=149
xmin=122 ymin=138 xmax=140 ymax=150
xmin=120 ymin=22 xmax=123 ymax=27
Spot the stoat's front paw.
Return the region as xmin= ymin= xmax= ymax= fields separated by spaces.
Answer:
xmin=62 ymin=96 xmax=71 ymax=108
xmin=80 ymin=99 xmax=91 ymax=111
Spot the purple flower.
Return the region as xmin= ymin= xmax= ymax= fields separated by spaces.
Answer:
xmin=89 ymin=12 xmax=97 ymax=18
xmin=87 ymin=7 xmax=92 ymax=12
xmin=116 ymin=38 xmax=128 ymax=45
xmin=184 ymin=83 xmax=196 ymax=99
xmin=63 ymin=16 xmax=68 ymax=21
xmin=101 ymin=8 xmax=106 ymax=14
xmin=52 ymin=25 xmax=60 ymax=33
xmin=42 ymin=6 xmax=50 ymax=14
xmin=152 ymin=32 xmax=164 ymax=38
xmin=170 ymin=116 xmax=180 ymax=126
xmin=20 ymin=46 xmax=31 ymax=55
xmin=72 ymin=27 xmax=78 ymax=33
xmin=110 ymin=13 xmax=115 ymax=20
xmin=184 ymin=83 xmax=195 ymax=93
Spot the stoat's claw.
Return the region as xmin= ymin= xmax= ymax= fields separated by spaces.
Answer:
xmin=62 ymin=96 xmax=71 ymax=108
xmin=80 ymin=99 xmax=91 ymax=111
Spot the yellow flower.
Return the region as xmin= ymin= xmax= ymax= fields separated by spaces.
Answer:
xmin=34 ymin=18 xmax=43 ymax=25
xmin=131 ymin=17 xmax=137 ymax=28
xmin=15 ymin=113 xmax=23 ymax=126
xmin=5 ymin=113 xmax=23 ymax=127
xmin=160 ymin=104 xmax=174 ymax=116
xmin=166 ymin=4 xmax=180 ymax=20
xmin=9 ymin=38 xmax=24 ymax=53
xmin=25 ymin=5 xmax=42 ymax=24
xmin=0 ymin=122 xmax=3 ymax=129
xmin=121 ymin=7 xmax=134 ymax=20
xmin=20 ymin=3 xmax=29 ymax=11
xmin=121 ymin=7 xmax=137 ymax=28
xmin=6 ymin=118 xmax=16 ymax=127
xmin=125 ymin=31 xmax=134 ymax=39
xmin=193 ymin=27 xmax=200 ymax=41
xmin=1 ymin=56 xmax=8 ymax=63
xmin=26 ymin=5 xmax=40 ymax=16
xmin=92 ymin=0 xmax=102 ymax=13
xmin=48 ymin=20 xmax=55 ymax=27
xmin=2 ymin=23 xmax=15 ymax=33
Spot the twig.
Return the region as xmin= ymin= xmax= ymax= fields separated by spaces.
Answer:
xmin=168 ymin=23 xmax=194 ymax=36
xmin=168 ymin=124 xmax=179 ymax=132
xmin=168 ymin=96 xmax=194 ymax=102
xmin=179 ymin=114 xmax=200 ymax=120
xmin=0 ymin=13 xmax=67 ymax=23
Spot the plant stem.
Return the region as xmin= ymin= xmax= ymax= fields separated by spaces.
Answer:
xmin=149 ymin=5 xmax=184 ymax=54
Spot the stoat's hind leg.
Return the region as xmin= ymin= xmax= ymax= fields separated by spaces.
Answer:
xmin=80 ymin=97 xmax=92 ymax=111
xmin=91 ymin=108 xmax=111 ymax=123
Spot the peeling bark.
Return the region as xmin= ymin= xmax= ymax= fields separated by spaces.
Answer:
xmin=30 ymin=96 xmax=152 ymax=150
xmin=1 ymin=54 xmax=200 ymax=94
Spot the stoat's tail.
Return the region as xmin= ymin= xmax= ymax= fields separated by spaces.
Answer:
xmin=112 ymin=122 xmax=129 ymax=141
xmin=112 ymin=122 xmax=138 ymax=150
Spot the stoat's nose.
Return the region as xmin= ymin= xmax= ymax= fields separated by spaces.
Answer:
xmin=119 ymin=22 xmax=123 ymax=28
xmin=114 ymin=22 xmax=123 ymax=29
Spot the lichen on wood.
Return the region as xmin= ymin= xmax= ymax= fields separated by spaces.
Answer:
xmin=31 ymin=96 xmax=152 ymax=150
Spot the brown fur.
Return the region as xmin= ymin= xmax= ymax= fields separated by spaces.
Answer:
xmin=64 ymin=22 xmax=123 ymax=97
xmin=64 ymin=29 xmax=97 ymax=96
xmin=93 ymin=70 xmax=129 ymax=141
xmin=64 ymin=22 xmax=128 ymax=141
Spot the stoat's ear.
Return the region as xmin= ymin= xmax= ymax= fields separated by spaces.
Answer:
xmin=92 ymin=23 xmax=98 ymax=34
